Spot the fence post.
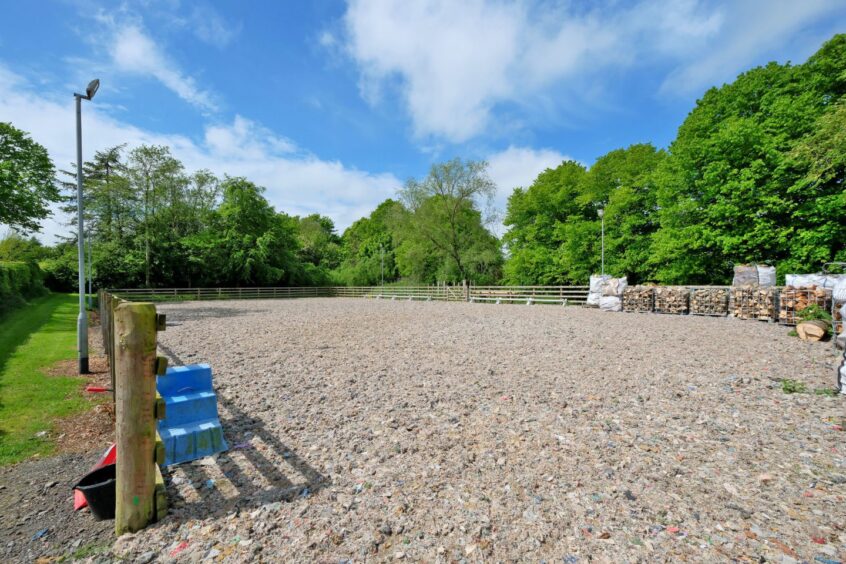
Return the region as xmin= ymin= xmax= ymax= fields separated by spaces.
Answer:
xmin=463 ymin=279 xmax=469 ymax=302
xmin=114 ymin=302 xmax=158 ymax=535
xmin=109 ymin=295 xmax=119 ymax=396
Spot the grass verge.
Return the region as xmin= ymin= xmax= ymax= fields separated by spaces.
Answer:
xmin=0 ymin=294 xmax=89 ymax=465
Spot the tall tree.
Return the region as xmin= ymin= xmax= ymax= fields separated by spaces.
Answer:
xmin=126 ymin=146 xmax=184 ymax=287
xmin=399 ymin=159 xmax=500 ymax=282
xmin=0 ymin=123 xmax=58 ymax=232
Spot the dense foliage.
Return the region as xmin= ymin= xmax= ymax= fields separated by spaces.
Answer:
xmin=0 ymin=260 xmax=46 ymax=317
xmin=504 ymin=34 xmax=846 ymax=285
xmin=0 ymin=123 xmax=60 ymax=233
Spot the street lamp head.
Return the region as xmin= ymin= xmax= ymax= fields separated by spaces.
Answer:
xmin=597 ymin=208 xmax=604 ymax=218
xmin=85 ymin=79 xmax=100 ymax=100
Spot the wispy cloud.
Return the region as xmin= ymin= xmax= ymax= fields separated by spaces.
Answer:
xmin=104 ymin=23 xmax=218 ymax=112
xmin=337 ymin=0 xmax=842 ymax=142
xmin=189 ymin=4 xmax=241 ymax=48
xmin=660 ymin=0 xmax=840 ymax=95
xmin=0 ymin=63 xmax=401 ymax=242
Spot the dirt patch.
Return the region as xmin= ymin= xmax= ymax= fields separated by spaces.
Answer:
xmin=44 ymin=347 xmax=114 ymax=455
xmin=44 ymin=355 xmax=109 ymax=379
xmin=54 ymin=402 xmax=114 ymax=455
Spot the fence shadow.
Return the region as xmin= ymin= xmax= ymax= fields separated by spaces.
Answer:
xmin=156 ymin=342 xmax=330 ymax=519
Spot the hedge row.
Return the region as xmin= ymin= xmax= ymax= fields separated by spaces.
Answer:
xmin=0 ymin=261 xmax=47 ymax=318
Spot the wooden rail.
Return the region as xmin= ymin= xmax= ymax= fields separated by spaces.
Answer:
xmin=108 ymin=285 xmax=592 ymax=304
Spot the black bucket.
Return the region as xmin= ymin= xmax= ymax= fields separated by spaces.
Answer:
xmin=73 ymin=463 xmax=116 ymax=520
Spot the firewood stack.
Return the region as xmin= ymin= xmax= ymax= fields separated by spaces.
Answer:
xmin=622 ymin=286 xmax=654 ymax=313
xmin=778 ymin=286 xmax=831 ymax=326
xmin=730 ymin=287 xmax=778 ymax=321
xmin=654 ymin=287 xmax=689 ymax=314
xmin=690 ymin=288 xmax=729 ymax=316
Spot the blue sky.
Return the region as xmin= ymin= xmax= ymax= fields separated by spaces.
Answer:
xmin=2 ymin=0 xmax=845 ymax=242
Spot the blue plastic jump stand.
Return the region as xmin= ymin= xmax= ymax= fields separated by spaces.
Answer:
xmin=156 ymin=364 xmax=228 ymax=466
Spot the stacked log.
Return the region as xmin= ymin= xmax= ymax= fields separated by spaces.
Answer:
xmin=690 ymin=288 xmax=729 ymax=316
xmin=778 ymin=286 xmax=830 ymax=326
xmin=731 ymin=287 xmax=777 ymax=321
xmin=654 ymin=287 xmax=689 ymax=314
xmin=622 ymin=286 xmax=654 ymax=313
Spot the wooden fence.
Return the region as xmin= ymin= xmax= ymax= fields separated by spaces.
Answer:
xmin=107 ymin=285 xmax=591 ymax=304
xmin=99 ymin=290 xmax=168 ymax=535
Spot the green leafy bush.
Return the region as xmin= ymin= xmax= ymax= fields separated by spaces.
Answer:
xmin=0 ymin=261 xmax=47 ymax=318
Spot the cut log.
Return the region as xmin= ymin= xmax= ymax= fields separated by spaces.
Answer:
xmin=796 ymin=319 xmax=830 ymax=341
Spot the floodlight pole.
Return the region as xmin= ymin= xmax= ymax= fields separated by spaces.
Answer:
xmin=74 ymin=79 xmax=98 ymax=375
xmin=380 ymin=244 xmax=385 ymax=287
xmin=598 ymin=208 xmax=605 ymax=276
xmin=74 ymin=94 xmax=88 ymax=373
xmin=87 ymin=228 xmax=92 ymax=309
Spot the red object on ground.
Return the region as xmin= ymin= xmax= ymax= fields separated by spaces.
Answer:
xmin=85 ymin=385 xmax=110 ymax=393
xmin=170 ymin=541 xmax=189 ymax=557
xmin=73 ymin=444 xmax=116 ymax=511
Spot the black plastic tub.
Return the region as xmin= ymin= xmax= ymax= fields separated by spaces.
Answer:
xmin=73 ymin=463 xmax=116 ymax=520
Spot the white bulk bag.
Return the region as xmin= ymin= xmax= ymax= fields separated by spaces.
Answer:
xmin=601 ymin=277 xmax=629 ymax=297
xmin=599 ymin=296 xmax=622 ymax=312
xmin=756 ymin=265 xmax=776 ymax=287
xmin=589 ymin=274 xmax=612 ymax=293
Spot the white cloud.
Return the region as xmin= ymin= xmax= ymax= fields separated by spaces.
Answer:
xmin=486 ymin=145 xmax=571 ymax=234
xmin=660 ymin=0 xmax=840 ymax=95
xmin=339 ymin=0 xmax=842 ymax=141
xmin=190 ymin=4 xmax=241 ymax=48
xmin=0 ymin=64 xmax=401 ymax=243
xmin=105 ymin=20 xmax=219 ymax=112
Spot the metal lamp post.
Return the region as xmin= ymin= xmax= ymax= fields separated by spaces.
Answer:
xmin=74 ymin=78 xmax=99 ymax=374
xmin=380 ymin=244 xmax=385 ymax=287
xmin=598 ymin=208 xmax=606 ymax=275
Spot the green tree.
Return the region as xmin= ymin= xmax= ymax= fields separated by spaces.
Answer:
xmin=212 ymin=177 xmax=301 ymax=286
xmin=126 ymin=145 xmax=185 ymax=287
xmin=651 ymin=35 xmax=846 ymax=283
xmin=0 ymin=123 xmax=59 ymax=232
xmin=502 ymin=161 xmax=585 ymax=284
xmin=335 ymin=199 xmax=404 ymax=285
xmin=398 ymin=158 xmax=502 ymax=283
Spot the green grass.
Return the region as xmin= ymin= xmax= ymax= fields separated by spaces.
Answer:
xmin=0 ymin=294 xmax=90 ymax=465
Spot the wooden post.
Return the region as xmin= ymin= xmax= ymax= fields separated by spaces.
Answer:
xmin=109 ymin=295 xmax=120 ymax=397
xmin=114 ymin=302 xmax=158 ymax=536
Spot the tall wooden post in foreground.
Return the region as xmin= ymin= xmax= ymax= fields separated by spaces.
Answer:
xmin=114 ymin=302 xmax=157 ymax=535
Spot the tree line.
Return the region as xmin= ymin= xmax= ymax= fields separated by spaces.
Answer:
xmin=2 ymin=34 xmax=845 ymax=289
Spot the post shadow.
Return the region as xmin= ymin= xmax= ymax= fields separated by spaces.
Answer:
xmin=156 ymin=342 xmax=330 ymax=518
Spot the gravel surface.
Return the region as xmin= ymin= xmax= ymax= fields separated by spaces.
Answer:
xmin=0 ymin=451 xmax=113 ymax=562
xmin=105 ymin=298 xmax=845 ymax=562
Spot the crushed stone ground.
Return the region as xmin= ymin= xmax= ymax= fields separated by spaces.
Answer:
xmin=9 ymin=298 xmax=846 ymax=562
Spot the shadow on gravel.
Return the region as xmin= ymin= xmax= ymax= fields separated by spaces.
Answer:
xmin=160 ymin=307 xmax=266 ymax=323
xmin=157 ymin=343 xmax=329 ymax=520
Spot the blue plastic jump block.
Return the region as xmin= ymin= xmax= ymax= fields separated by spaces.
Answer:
xmin=157 ymin=364 xmax=228 ymax=466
